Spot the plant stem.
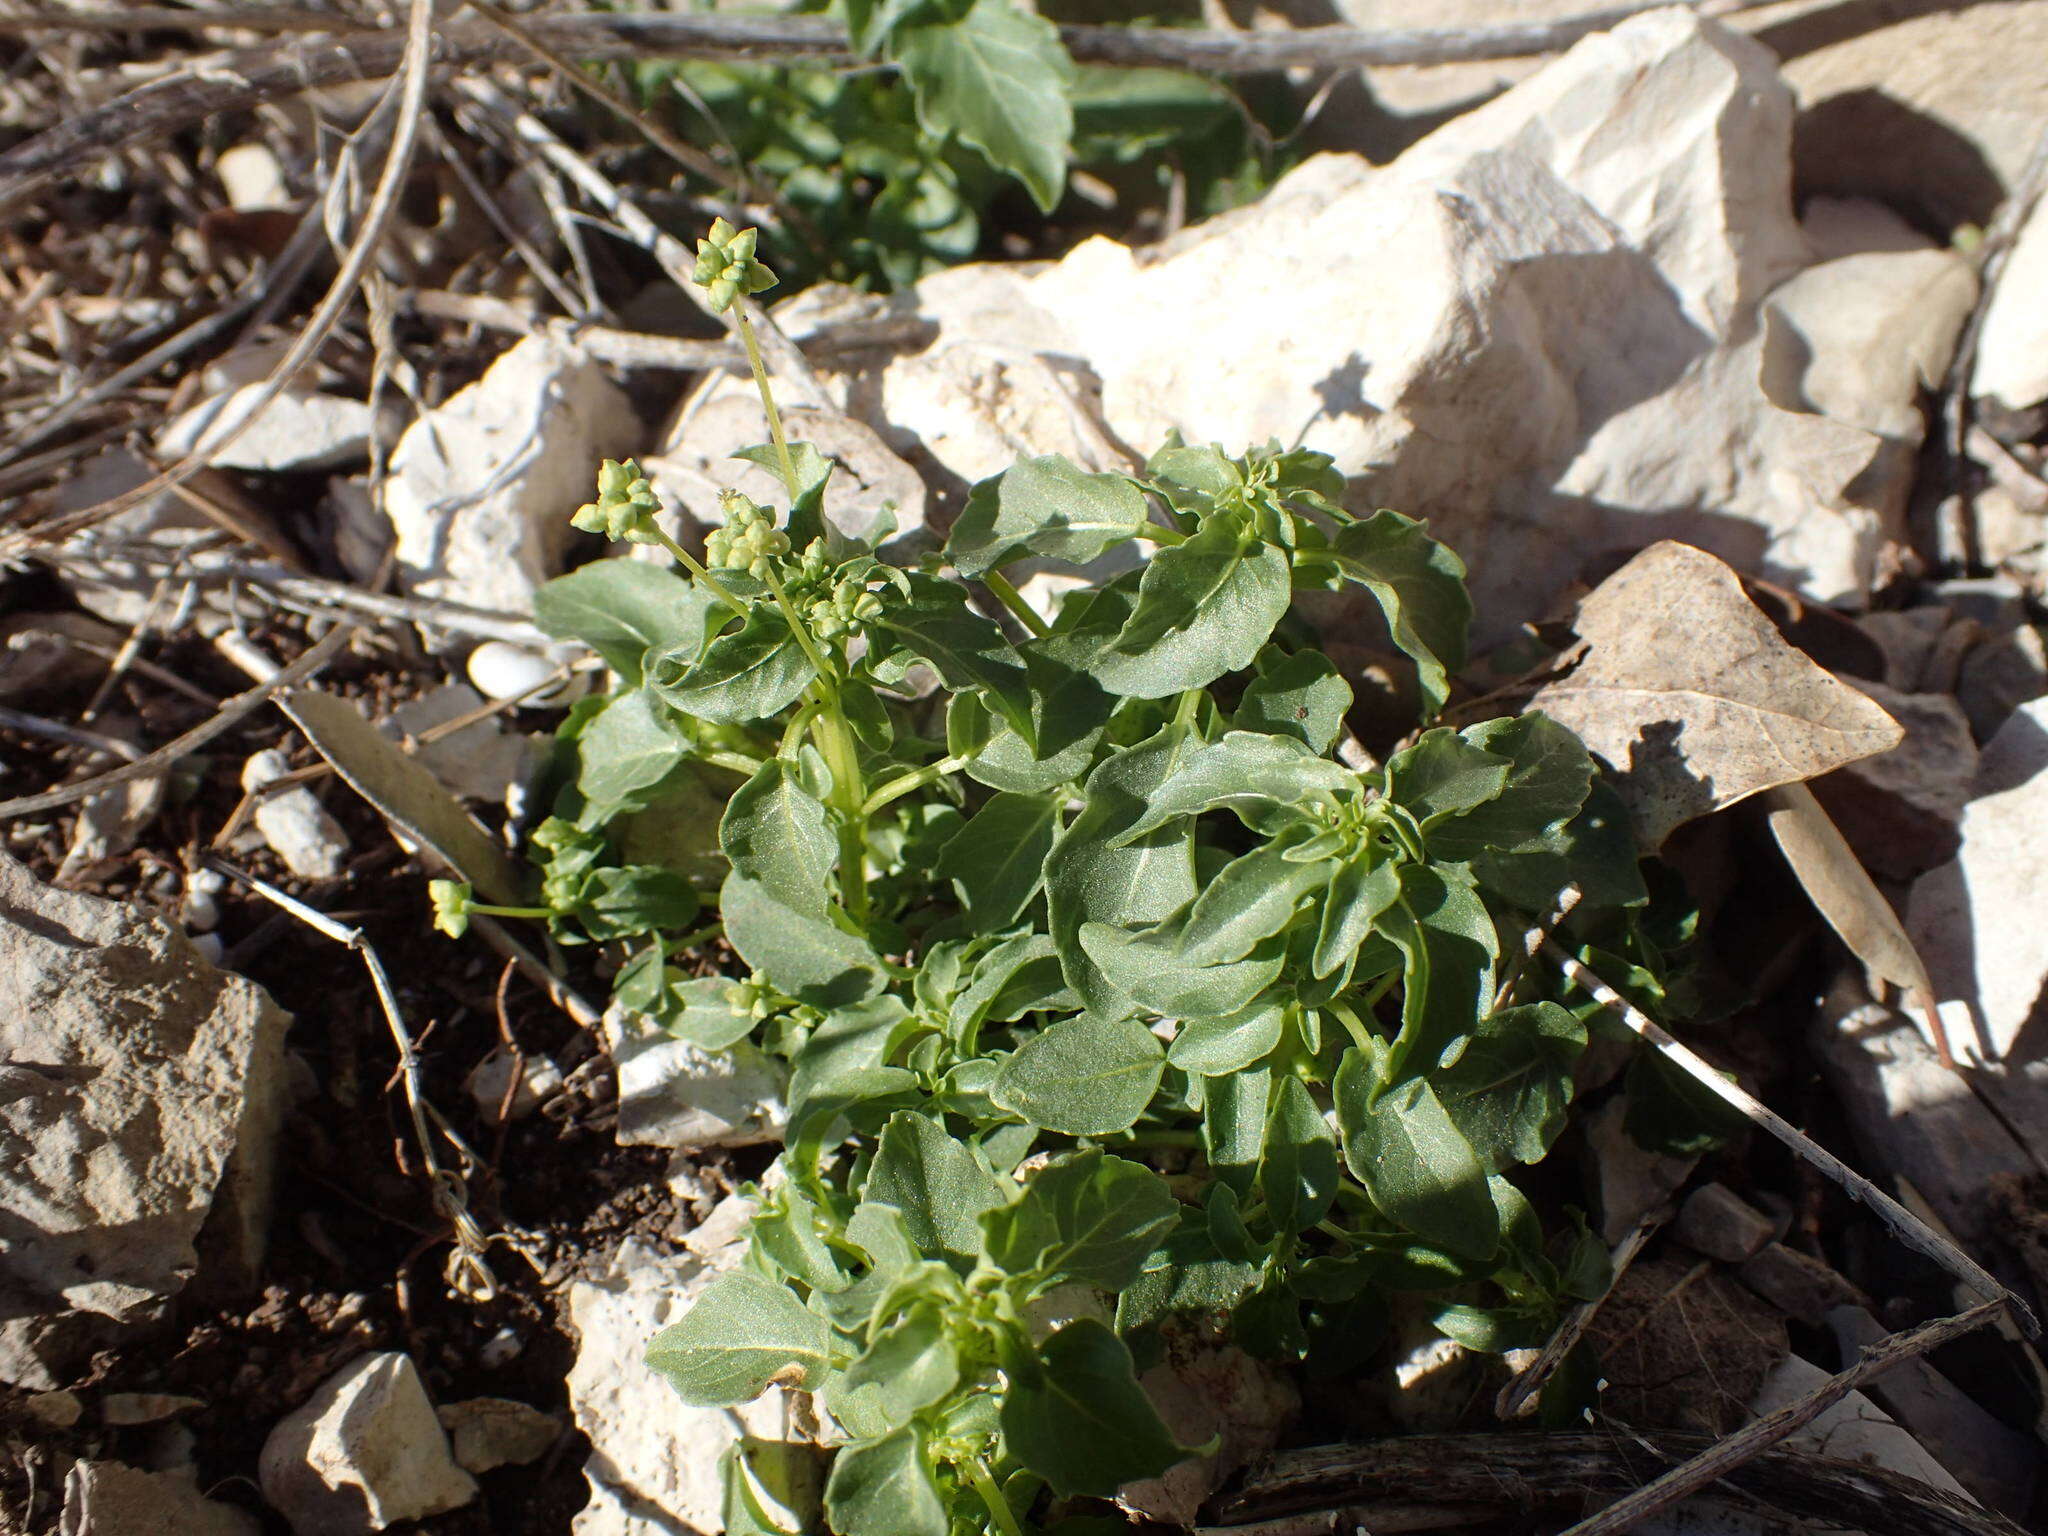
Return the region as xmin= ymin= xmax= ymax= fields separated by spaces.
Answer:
xmin=469 ymin=903 xmax=552 ymax=921
xmin=862 ymin=754 xmax=969 ymax=816
xmin=671 ymin=919 xmax=724 ymax=951
xmin=759 ymin=563 xmax=835 ymax=683
xmin=1327 ymin=999 xmax=1374 ymax=1051
xmin=735 ymin=305 xmax=798 ymax=496
xmin=967 ymin=1462 xmax=1024 ymax=1536
xmin=699 ymin=749 xmax=764 ymax=778
xmin=1139 ymin=522 xmax=1188 ymax=546
xmin=645 ymin=523 xmax=749 ymax=614
xmin=982 ymin=569 xmax=1052 ymax=638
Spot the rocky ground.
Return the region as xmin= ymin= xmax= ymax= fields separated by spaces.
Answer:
xmin=5 ymin=1 xmax=2048 ymax=1533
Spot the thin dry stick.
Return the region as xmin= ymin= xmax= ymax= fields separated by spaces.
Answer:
xmin=0 ymin=0 xmax=436 ymax=556
xmin=1493 ymin=880 xmax=1582 ymax=1011
xmin=1495 ymin=1209 xmax=1660 ymax=1420
xmin=1558 ymin=1299 xmax=2009 ymax=1536
xmin=0 ymin=623 xmax=352 ymax=819
xmin=209 ymin=859 xmax=499 ymax=1302
xmin=0 ymin=704 xmax=146 ymax=763
xmin=470 ymin=913 xmax=604 ymax=1030
xmin=451 ymin=75 xmax=829 ymax=411
xmin=1545 ymin=939 xmax=2040 ymax=1338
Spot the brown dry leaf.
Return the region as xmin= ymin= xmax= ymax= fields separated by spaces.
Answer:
xmin=1763 ymin=781 xmax=1949 ymax=1065
xmin=1528 ymin=542 xmax=1903 ymax=849
xmin=1584 ymin=1256 xmax=1787 ymax=1436
xmin=280 ymin=688 xmax=525 ymax=904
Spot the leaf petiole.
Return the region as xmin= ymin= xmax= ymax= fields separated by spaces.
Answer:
xmin=734 ymin=304 xmax=799 ymax=497
xmin=967 ymin=1460 xmax=1025 ymax=1536
xmin=981 ymin=569 xmax=1053 ymax=639
xmin=861 ymin=755 xmax=970 ymax=816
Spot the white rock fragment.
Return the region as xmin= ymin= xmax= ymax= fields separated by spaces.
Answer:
xmin=1976 ymin=194 xmax=2048 ymax=412
xmin=436 ymin=1397 xmax=559 ymax=1474
xmin=158 ymin=386 xmax=382 ymax=474
xmin=467 ymin=640 xmax=588 ymax=705
xmin=464 ymin=1047 xmax=562 ymax=1123
xmin=603 ymin=1003 xmax=786 ymax=1149
xmin=61 ymin=1460 xmax=258 ymax=1536
xmin=216 ymin=143 xmax=290 ymax=211
xmin=1908 ymin=698 xmax=2048 ymax=1063
xmin=242 ymin=749 xmax=350 ymax=880
xmin=28 ymin=1389 xmax=84 ymax=1428
xmin=1673 ymin=1184 xmax=1775 ymax=1265
xmin=385 ymin=335 xmax=640 ymax=625
xmin=0 ymin=850 xmax=288 ymax=1387
xmin=1751 ymin=1355 xmax=1969 ymax=1498
xmin=567 ymin=1238 xmax=817 ymax=1536
xmin=258 ymin=1353 xmax=478 ymax=1536
xmin=1121 ymin=1341 xmax=1298 ymax=1525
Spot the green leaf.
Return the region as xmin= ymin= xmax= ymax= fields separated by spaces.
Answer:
xmin=1201 ymin=1063 xmax=1269 ymax=1195
xmin=751 ymin=1182 xmax=851 ymax=1294
xmin=1117 ymin=1225 xmax=1260 ymax=1332
xmin=1435 ymin=1002 xmax=1586 ymax=1169
xmin=573 ymin=865 xmax=700 ymax=942
xmin=1045 ymin=726 xmax=1201 ymax=1015
xmin=721 ymin=870 xmax=884 ymax=1008
xmin=721 ymin=754 xmax=836 ymax=915
xmin=1385 ymin=730 xmax=1510 ymax=823
xmin=1379 ymin=863 xmax=1497 ymax=1083
xmin=864 ymin=1110 xmax=1008 ymax=1264
xmin=1424 ymin=713 xmax=1595 ymax=862
xmin=653 ymin=604 xmax=818 ymax=724
xmin=1472 ymin=778 xmax=1647 ymax=914
xmin=1167 ymin=998 xmax=1284 ymax=1076
xmin=646 ymin=1273 xmax=835 ymax=1406
xmin=577 ymin=689 xmax=689 ymax=808
xmin=534 ymin=561 xmax=723 ymax=687
xmin=1089 ymin=519 xmax=1291 ymax=698
xmin=1175 ymin=839 xmax=1333 ymax=966
xmin=982 ymin=1149 xmax=1180 ymax=1291
xmin=947 ymin=933 xmax=1066 ymax=1049
xmin=1115 ymin=731 xmax=1356 ymax=844
xmin=1260 ymin=1074 xmax=1338 ymax=1234
xmin=1334 ymin=1048 xmax=1498 ymax=1261
xmin=825 ymin=1305 xmax=961 ymax=1440
xmin=1079 ymin=924 xmax=1283 ymax=1021
xmin=1233 ymin=645 xmax=1353 ymax=754
xmin=947 ymin=455 xmax=1148 ymax=575
xmin=1000 ymin=1319 xmax=1189 ymax=1497
xmin=823 ymin=1427 xmax=949 ymax=1536
xmin=992 ymin=1012 xmax=1164 ymax=1135
xmin=1313 ymin=852 xmax=1401 ymax=982
xmin=893 ymin=0 xmax=1075 ymax=213
xmin=874 ymin=571 xmax=1034 ymax=740
xmin=1328 ymin=510 xmax=1471 ymax=717
xmin=934 ymin=790 xmax=1060 ymax=931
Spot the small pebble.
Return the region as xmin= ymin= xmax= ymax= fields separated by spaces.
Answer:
xmin=478 ymin=1327 xmax=524 ymax=1370
xmin=467 ymin=641 xmax=588 ymax=705
xmin=102 ymin=1392 xmax=205 ymax=1426
xmin=27 ymin=1390 xmax=83 ymax=1429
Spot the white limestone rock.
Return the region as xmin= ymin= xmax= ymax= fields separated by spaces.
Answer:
xmin=258 ymin=1353 xmax=477 ymax=1535
xmin=749 ymin=11 xmax=1930 ymax=642
xmin=158 ymin=386 xmax=382 ymax=474
xmin=61 ymin=1460 xmax=258 ymax=1536
xmin=0 ymin=850 xmax=288 ymax=1386
xmin=603 ymin=1002 xmax=785 ymax=1150
xmin=1975 ymin=192 xmax=2048 ymax=412
xmin=242 ymin=748 xmax=350 ymax=881
xmin=567 ymin=1237 xmax=818 ymax=1536
xmin=1908 ymin=697 xmax=2048 ymax=1064
xmin=385 ymin=335 xmax=641 ymax=626
xmin=436 ymin=1397 xmax=560 ymax=1474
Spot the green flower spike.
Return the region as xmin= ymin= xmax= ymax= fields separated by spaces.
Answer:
xmin=428 ymin=879 xmax=473 ymax=940
xmin=692 ymin=217 xmax=778 ymax=315
xmin=572 ymin=459 xmax=663 ymax=545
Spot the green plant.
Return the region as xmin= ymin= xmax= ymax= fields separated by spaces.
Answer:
xmin=441 ymin=225 xmax=1671 ymax=1534
xmin=614 ymin=0 xmax=1290 ymax=290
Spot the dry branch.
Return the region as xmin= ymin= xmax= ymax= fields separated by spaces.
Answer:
xmin=1207 ymin=1423 xmax=2026 ymax=1536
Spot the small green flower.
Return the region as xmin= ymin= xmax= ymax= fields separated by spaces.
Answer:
xmin=692 ymin=218 xmax=778 ymax=315
xmin=429 ymin=879 xmax=473 ymax=939
xmin=707 ymin=491 xmax=791 ymax=579
xmin=571 ymin=459 xmax=663 ymax=544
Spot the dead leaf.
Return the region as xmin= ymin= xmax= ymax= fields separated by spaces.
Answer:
xmin=1763 ymin=781 xmax=1949 ymax=1066
xmin=280 ymin=688 xmax=524 ymax=904
xmin=1527 ymin=542 xmax=1903 ymax=849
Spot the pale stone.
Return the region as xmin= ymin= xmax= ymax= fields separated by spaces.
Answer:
xmin=1752 ymin=1355 xmax=1969 ymax=1497
xmin=60 ymin=1460 xmax=258 ymax=1536
xmin=0 ymin=850 xmax=287 ymax=1386
xmin=1975 ymin=193 xmax=2048 ymax=411
xmin=436 ymin=1397 xmax=559 ymax=1474
xmin=242 ymin=748 xmax=350 ymax=881
xmin=158 ymin=387 xmax=381 ymax=473
xmin=385 ymin=336 xmax=640 ymax=625
xmin=1674 ymin=1184 xmax=1775 ymax=1264
xmin=1121 ymin=1341 xmax=1298 ymax=1524
xmin=258 ymin=1353 xmax=477 ymax=1535
xmin=1908 ymin=698 xmax=2048 ymax=1063
xmin=216 ymin=143 xmax=289 ymax=211
xmin=464 ymin=1047 xmax=561 ymax=1123
xmin=466 ymin=640 xmax=587 ymax=705
xmin=101 ymin=1391 xmax=204 ymax=1426
xmin=567 ymin=1238 xmax=819 ymax=1536
xmin=603 ymin=1003 xmax=785 ymax=1150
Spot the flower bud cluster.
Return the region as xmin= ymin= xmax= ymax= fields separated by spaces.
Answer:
xmin=571 ymin=459 xmax=663 ymax=545
xmin=808 ymin=572 xmax=885 ymax=643
xmin=705 ymin=492 xmax=792 ymax=579
xmin=691 ymin=218 xmax=777 ymax=315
